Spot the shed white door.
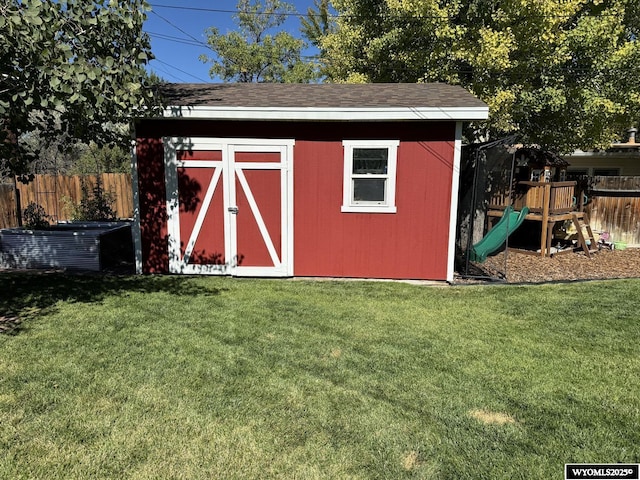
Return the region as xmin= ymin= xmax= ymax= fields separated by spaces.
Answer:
xmin=165 ymin=138 xmax=294 ymax=276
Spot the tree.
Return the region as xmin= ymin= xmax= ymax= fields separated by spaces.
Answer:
xmin=18 ymin=128 xmax=81 ymax=175
xmin=15 ymin=127 xmax=131 ymax=178
xmin=73 ymin=143 xmax=131 ymax=175
xmin=200 ymin=0 xmax=317 ymax=83
xmin=0 ymin=0 xmax=158 ymax=178
xmin=319 ymin=0 xmax=640 ymax=151
xmin=300 ymin=0 xmax=334 ymax=50
xmin=299 ymin=0 xmax=334 ymax=79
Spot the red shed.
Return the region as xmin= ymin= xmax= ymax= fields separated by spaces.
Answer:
xmin=133 ymin=83 xmax=488 ymax=282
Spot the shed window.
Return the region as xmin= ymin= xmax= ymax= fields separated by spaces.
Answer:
xmin=342 ymin=140 xmax=399 ymax=213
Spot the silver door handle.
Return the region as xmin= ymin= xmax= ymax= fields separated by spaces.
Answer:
xmin=228 ymin=206 xmax=239 ymax=214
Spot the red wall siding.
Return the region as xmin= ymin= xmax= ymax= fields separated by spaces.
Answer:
xmin=293 ymin=134 xmax=454 ymax=280
xmin=135 ymin=120 xmax=456 ymax=279
xmin=135 ymin=137 xmax=169 ymax=273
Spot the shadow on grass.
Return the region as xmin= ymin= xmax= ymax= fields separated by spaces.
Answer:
xmin=0 ymin=272 xmax=223 ymax=334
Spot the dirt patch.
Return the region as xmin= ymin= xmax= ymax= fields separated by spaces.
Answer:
xmin=330 ymin=348 xmax=342 ymax=359
xmin=402 ymin=450 xmax=421 ymax=471
xmin=469 ymin=409 xmax=517 ymax=426
xmin=459 ymin=247 xmax=640 ymax=284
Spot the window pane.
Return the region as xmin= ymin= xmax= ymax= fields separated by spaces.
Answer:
xmin=353 ymin=178 xmax=385 ymax=202
xmin=593 ymin=168 xmax=620 ymax=176
xmin=353 ymin=148 xmax=388 ymax=174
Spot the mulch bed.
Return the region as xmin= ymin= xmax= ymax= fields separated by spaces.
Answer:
xmin=458 ymin=247 xmax=640 ymax=284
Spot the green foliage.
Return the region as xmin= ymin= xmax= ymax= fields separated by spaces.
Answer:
xmin=300 ymin=0 xmax=334 ymax=50
xmin=320 ymin=0 xmax=640 ymax=151
xmin=200 ymin=0 xmax=317 ymax=82
xmin=70 ymin=178 xmax=117 ymax=221
xmin=18 ymin=130 xmax=130 ymax=176
xmin=73 ymin=143 xmax=130 ymax=175
xmin=18 ymin=129 xmax=85 ymax=176
xmin=22 ymin=202 xmax=51 ymax=229
xmin=0 ymin=0 xmax=159 ymax=177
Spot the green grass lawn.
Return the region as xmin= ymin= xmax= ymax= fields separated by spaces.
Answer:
xmin=1 ymin=273 xmax=639 ymax=479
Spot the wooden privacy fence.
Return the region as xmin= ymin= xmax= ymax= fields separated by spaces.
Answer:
xmin=585 ymin=176 xmax=640 ymax=246
xmin=0 ymin=183 xmax=19 ymax=229
xmin=2 ymin=174 xmax=133 ymax=227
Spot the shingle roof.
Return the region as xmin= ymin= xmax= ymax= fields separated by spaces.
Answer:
xmin=159 ymin=82 xmax=487 ymax=109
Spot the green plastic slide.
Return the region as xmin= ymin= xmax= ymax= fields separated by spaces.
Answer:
xmin=469 ymin=206 xmax=530 ymax=263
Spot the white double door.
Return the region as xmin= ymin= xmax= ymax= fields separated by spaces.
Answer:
xmin=164 ymin=138 xmax=294 ymax=276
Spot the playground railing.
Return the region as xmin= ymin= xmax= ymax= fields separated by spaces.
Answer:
xmin=489 ymin=181 xmax=577 ymax=214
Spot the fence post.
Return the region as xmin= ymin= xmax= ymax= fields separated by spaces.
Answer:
xmin=13 ymin=176 xmax=22 ymax=227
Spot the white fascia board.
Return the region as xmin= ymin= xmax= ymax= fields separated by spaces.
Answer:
xmin=564 ymin=150 xmax=640 ymax=158
xmin=163 ymin=105 xmax=489 ymax=122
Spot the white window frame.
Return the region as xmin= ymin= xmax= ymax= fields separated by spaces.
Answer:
xmin=341 ymin=140 xmax=399 ymax=213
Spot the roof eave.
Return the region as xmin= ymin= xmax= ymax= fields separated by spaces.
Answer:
xmin=162 ymin=106 xmax=489 ymax=122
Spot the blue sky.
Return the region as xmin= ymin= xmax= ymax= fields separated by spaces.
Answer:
xmin=143 ymin=0 xmax=317 ymax=83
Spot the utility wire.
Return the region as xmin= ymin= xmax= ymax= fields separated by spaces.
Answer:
xmin=148 ymin=2 xmax=626 ymax=20
xmin=144 ymin=27 xmax=639 ymax=79
xmin=150 ymin=64 xmax=191 ymax=83
xmin=147 ymin=29 xmax=318 ymax=59
xmin=147 ymin=9 xmax=216 ymax=82
xmin=151 ymin=58 xmax=211 ymax=83
xmin=147 ymin=31 xmax=206 ymax=48
xmin=144 ymin=3 xmax=636 ymax=82
xmin=150 ymin=3 xmax=297 ymax=16
xmin=150 ymin=10 xmax=211 ymax=50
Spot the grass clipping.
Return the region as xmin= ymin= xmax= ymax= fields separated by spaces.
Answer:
xmin=469 ymin=409 xmax=517 ymax=426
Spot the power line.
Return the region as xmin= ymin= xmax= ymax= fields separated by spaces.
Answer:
xmin=149 ymin=3 xmax=298 ymax=16
xmin=147 ymin=9 xmax=215 ymax=82
xmin=147 ymin=29 xmax=318 ymax=60
xmin=149 ymin=10 xmax=211 ymax=49
xmin=148 ymin=2 xmax=626 ymax=20
xmin=149 ymin=64 xmax=191 ymax=83
xmin=151 ymin=58 xmax=211 ymax=83
xmin=143 ymin=3 xmax=636 ymax=84
xmin=147 ymin=31 xmax=206 ymax=48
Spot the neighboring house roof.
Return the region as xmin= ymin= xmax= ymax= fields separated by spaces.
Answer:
xmin=157 ymin=83 xmax=489 ymax=122
xmin=565 ymin=128 xmax=640 ymax=157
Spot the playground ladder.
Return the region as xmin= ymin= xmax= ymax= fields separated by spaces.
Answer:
xmin=571 ymin=213 xmax=598 ymax=258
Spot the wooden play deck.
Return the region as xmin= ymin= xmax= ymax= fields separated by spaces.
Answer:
xmin=488 ymin=181 xmax=597 ymax=257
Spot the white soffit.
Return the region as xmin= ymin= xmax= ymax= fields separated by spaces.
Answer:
xmin=162 ymin=105 xmax=489 ymax=122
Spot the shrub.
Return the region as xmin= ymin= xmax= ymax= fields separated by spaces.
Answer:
xmin=70 ymin=177 xmax=117 ymax=221
xmin=22 ymin=202 xmax=51 ymax=229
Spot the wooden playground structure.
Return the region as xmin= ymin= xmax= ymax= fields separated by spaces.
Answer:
xmin=488 ymin=180 xmax=597 ymax=257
